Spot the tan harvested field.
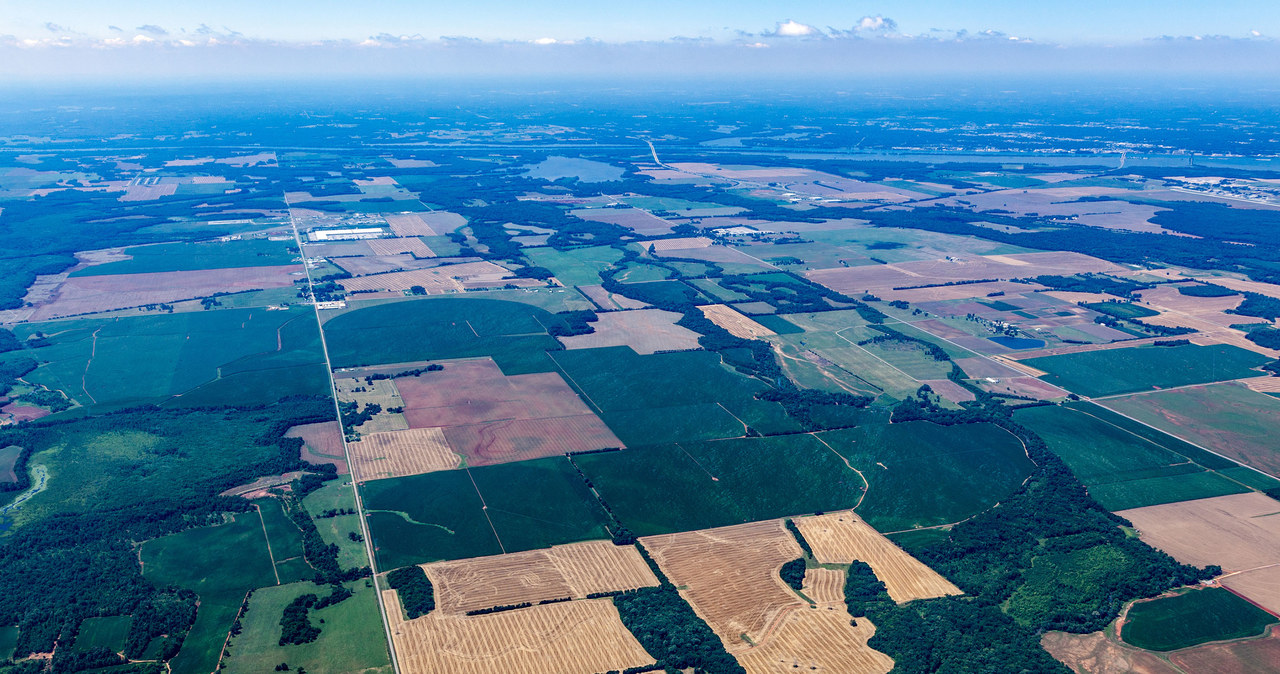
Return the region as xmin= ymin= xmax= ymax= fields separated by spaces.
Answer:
xmin=654 ymin=245 xmax=778 ymax=270
xmin=980 ymin=376 xmax=1071 ymax=400
xmin=736 ymin=606 xmax=893 ymax=674
xmin=879 ymin=280 xmax=1045 ymax=303
xmin=340 ymin=261 xmax=513 ymax=293
xmin=1241 ymin=376 xmax=1280 ymax=393
xmin=424 ymin=540 xmax=659 ymax=615
xmin=792 ymin=512 xmax=961 ymax=603
xmin=1222 ymin=568 xmax=1280 ymax=616
xmin=952 ymin=356 xmax=1024 ymax=379
xmin=571 ymin=207 xmax=672 ymax=235
xmin=577 ymin=284 xmax=649 ymax=310
xmin=700 ymin=304 xmax=776 ymax=340
xmin=648 ymin=236 xmax=713 ymax=251
xmin=384 ymin=593 xmax=656 ymax=674
xmin=286 ymin=421 xmax=348 ymax=475
xmin=640 ymin=520 xmax=804 ymax=651
xmin=1169 ymin=624 xmax=1280 ymax=673
xmin=1041 ymin=631 xmax=1181 ymax=674
xmin=806 ymin=252 xmax=1122 ymax=297
xmin=926 ymin=187 xmax=1173 ymax=234
xmin=559 ymin=308 xmax=701 ymax=354
xmin=1205 ymin=276 xmax=1280 ymax=300
xmin=366 ymin=237 xmax=436 ymax=258
xmin=347 ymin=427 xmax=460 ymax=481
xmin=801 ymin=568 xmax=846 ymax=605
xmin=332 ymin=253 xmax=444 ymax=277
xmin=918 ymin=378 xmax=977 ymax=403
xmin=396 ymin=358 xmax=624 ymax=464
xmin=1118 ymin=493 xmax=1280 ymax=572
xmin=23 ymin=265 xmax=302 ymax=321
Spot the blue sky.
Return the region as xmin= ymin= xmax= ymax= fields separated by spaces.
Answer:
xmin=5 ymin=0 xmax=1276 ymax=43
xmin=2 ymin=1 xmax=1278 ymax=80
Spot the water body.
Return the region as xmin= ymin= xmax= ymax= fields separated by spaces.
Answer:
xmin=523 ymin=156 xmax=624 ymax=183
xmin=0 ymin=464 xmax=48 ymax=532
xmin=988 ymin=336 xmax=1046 ymax=350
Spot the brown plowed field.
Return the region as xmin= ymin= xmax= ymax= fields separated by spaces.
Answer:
xmin=340 ymin=261 xmax=512 ymax=293
xmin=639 ymin=520 xmax=805 ymax=652
xmin=26 ymin=265 xmax=301 ymax=320
xmin=558 ymin=308 xmax=702 ymax=354
xmin=801 ymin=568 xmax=846 ymax=606
xmin=577 ymin=285 xmax=649 ymax=310
xmin=1222 ymin=568 xmax=1280 ymax=616
xmin=383 ymin=592 xmax=655 ymax=674
xmin=1169 ymin=624 xmax=1280 ymax=673
xmin=347 ymin=427 xmax=460 ymax=481
xmin=1118 ymin=493 xmax=1280 ymax=572
xmin=806 ymin=252 xmax=1121 ymax=296
xmin=332 ymin=253 xmax=443 ymax=277
xmin=649 ymin=236 xmax=712 ymax=251
xmin=1041 ymin=631 xmax=1181 ymax=674
xmin=736 ymin=606 xmax=893 ymax=674
xmin=366 ymin=237 xmax=436 ymax=258
xmin=700 ymin=304 xmax=776 ymax=340
xmin=792 ymin=512 xmax=961 ymax=603
xmin=396 ymin=358 xmax=624 ymax=465
xmin=424 ymin=540 xmax=659 ymax=615
xmin=286 ymin=421 xmax=348 ymax=475
xmin=570 ymin=207 xmax=672 ymax=236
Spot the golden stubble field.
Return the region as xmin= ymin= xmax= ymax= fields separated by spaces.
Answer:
xmin=793 ymin=512 xmax=961 ymax=603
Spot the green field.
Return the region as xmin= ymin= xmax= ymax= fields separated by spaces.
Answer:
xmin=220 ymin=581 xmax=391 ymax=674
xmin=1023 ymin=344 xmax=1269 ymax=397
xmin=578 ymin=434 xmax=865 ymax=536
xmin=6 ymin=404 xmax=327 ymax=528
xmin=749 ymin=313 xmax=804 ymax=334
xmin=771 ymin=330 xmax=920 ymax=401
xmin=1101 ymin=383 xmax=1280 ymax=477
xmin=549 ymin=346 xmax=799 ymax=446
xmin=1015 ymin=403 xmax=1249 ymax=511
xmin=523 ymin=245 xmax=622 ymax=287
xmin=1122 ymin=588 xmax=1277 ymax=651
xmin=71 ymin=238 xmax=299 ymax=276
xmin=362 ymin=457 xmax=610 ymax=567
xmin=142 ymin=513 xmax=278 ymax=674
xmin=1083 ymin=301 xmax=1160 ymax=319
xmin=16 ymin=307 xmax=325 ymax=409
xmin=687 ymin=278 xmax=751 ymax=303
xmin=818 ymin=421 xmax=1034 ymax=531
xmin=256 ymin=499 xmax=310 ymax=583
xmin=302 ymin=477 xmax=370 ymax=571
xmin=323 ymin=296 xmax=567 ymax=374
xmin=72 ymin=615 xmax=132 ymax=653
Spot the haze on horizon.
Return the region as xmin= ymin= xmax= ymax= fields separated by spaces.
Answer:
xmin=2 ymin=1 xmax=1279 ymax=82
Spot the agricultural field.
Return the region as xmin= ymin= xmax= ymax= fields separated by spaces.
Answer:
xmin=70 ymin=238 xmax=300 ymax=276
xmin=1121 ymin=587 xmax=1277 ymax=652
xmin=1014 ymin=403 xmax=1251 ymax=511
xmin=792 ymin=512 xmax=961 ymax=602
xmin=550 ymin=346 xmax=798 ymax=445
xmin=14 ymin=306 xmax=325 ymax=410
xmin=347 ymin=428 xmax=460 ymax=481
xmin=423 ymin=540 xmax=659 ymax=614
xmin=384 ymin=594 xmax=655 ymax=674
xmin=220 ymin=581 xmax=391 ymax=674
xmin=1100 ymin=382 xmax=1280 ymax=476
xmin=323 ymin=296 xmax=567 ymax=374
xmin=393 ymin=357 xmax=624 ymax=465
xmin=301 ymin=476 xmax=372 ymax=571
xmin=1021 ymin=344 xmax=1270 ymax=398
xmin=361 ymin=457 xmax=611 ymax=568
xmin=558 ymin=308 xmax=702 ymax=354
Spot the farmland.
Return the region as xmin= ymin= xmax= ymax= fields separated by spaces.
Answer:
xmin=792 ymin=512 xmax=961 ymax=602
xmin=423 ymin=540 xmax=659 ymax=614
xmin=1021 ymin=344 xmax=1269 ymax=397
xmin=1122 ymin=588 xmax=1277 ymax=651
xmin=384 ymin=594 xmax=655 ymax=674
xmin=323 ymin=296 xmax=567 ymax=373
xmin=1101 ymin=382 xmax=1280 ymax=476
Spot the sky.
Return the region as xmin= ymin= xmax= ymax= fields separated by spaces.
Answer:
xmin=2 ymin=1 xmax=1279 ymax=81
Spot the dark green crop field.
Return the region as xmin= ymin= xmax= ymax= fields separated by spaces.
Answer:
xmin=1023 ymin=344 xmax=1269 ymax=398
xmin=1015 ymin=403 xmax=1250 ymax=511
xmin=818 ymin=420 xmax=1034 ymax=531
xmin=323 ymin=296 xmax=567 ymax=374
xmin=70 ymin=238 xmax=299 ymax=276
xmin=1121 ymin=588 xmax=1277 ymax=651
xmin=361 ymin=457 xmax=610 ymax=567
xmin=549 ymin=346 xmax=799 ymax=445
xmin=577 ymin=434 xmax=863 ymax=536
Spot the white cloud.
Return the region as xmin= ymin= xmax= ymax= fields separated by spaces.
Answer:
xmin=855 ymin=15 xmax=897 ymax=33
xmin=532 ymin=37 xmax=558 ymax=45
xmin=767 ymin=20 xmax=822 ymax=38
